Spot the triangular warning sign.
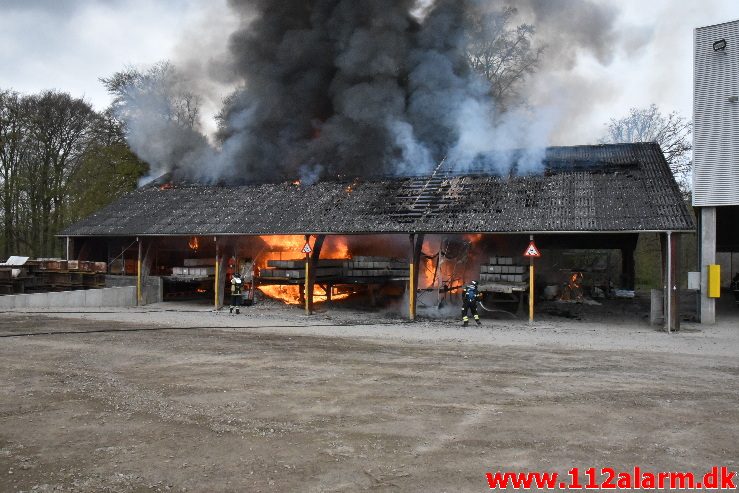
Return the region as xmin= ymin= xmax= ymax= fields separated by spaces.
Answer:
xmin=524 ymin=241 xmax=541 ymax=258
xmin=302 ymin=243 xmax=313 ymax=254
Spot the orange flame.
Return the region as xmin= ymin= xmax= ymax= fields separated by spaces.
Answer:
xmin=345 ymin=179 xmax=360 ymax=194
xmin=256 ymin=235 xmax=353 ymax=305
xmin=259 ymin=285 xmax=302 ymax=305
xmin=561 ymin=272 xmax=584 ymax=301
xmin=421 ymin=256 xmax=436 ymax=289
xmin=188 ymin=237 xmax=200 ymax=251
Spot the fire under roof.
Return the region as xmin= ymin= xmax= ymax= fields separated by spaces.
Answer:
xmin=61 ymin=143 xmax=695 ymax=237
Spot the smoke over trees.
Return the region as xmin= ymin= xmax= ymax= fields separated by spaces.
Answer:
xmin=100 ymin=62 xmax=208 ymax=185
xmin=465 ymin=6 xmax=543 ymax=109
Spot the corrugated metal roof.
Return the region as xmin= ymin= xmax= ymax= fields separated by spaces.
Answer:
xmin=61 ymin=143 xmax=695 ymax=237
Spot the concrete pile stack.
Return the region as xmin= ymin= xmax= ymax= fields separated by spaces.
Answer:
xmin=479 ymin=257 xmax=529 ymax=284
xmin=171 ymin=259 xmax=217 ymax=279
xmin=344 ymin=257 xmax=408 ymax=279
xmin=258 ymin=257 xmax=408 ymax=281
xmin=260 ymin=260 xmax=344 ymax=280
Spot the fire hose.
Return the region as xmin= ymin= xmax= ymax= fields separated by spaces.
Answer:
xmin=477 ymin=299 xmax=517 ymax=317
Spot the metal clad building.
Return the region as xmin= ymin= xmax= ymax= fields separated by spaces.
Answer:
xmin=694 ymin=19 xmax=739 ymax=325
xmin=694 ymin=20 xmax=739 ymax=206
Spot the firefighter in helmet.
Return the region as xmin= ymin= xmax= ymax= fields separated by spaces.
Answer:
xmin=230 ymin=272 xmax=244 ymax=314
xmin=461 ymin=280 xmax=482 ymax=326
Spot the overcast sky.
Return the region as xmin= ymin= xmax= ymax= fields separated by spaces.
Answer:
xmin=0 ymin=0 xmax=737 ymax=144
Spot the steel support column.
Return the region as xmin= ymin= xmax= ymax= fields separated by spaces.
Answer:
xmin=669 ymin=233 xmax=681 ymax=332
xmin=661 ymin=232 xmax=682 ymax=333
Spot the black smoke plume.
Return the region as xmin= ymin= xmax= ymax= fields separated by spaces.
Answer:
xmin=116 ymin=0 xmax=640 ymax=185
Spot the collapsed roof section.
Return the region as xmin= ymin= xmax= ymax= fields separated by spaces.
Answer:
xmin=61 ymin=143 xmax=695 ymax=237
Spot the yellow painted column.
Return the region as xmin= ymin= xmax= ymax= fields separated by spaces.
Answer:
xmin=528 ymin=234 xmax=535 ymax=324
xmin=409 ymin=261 xmax=416 ymax=320
xmin=529 ymin=263 xmax=535 ymax=323
xmin=305 ymin=255 xmax=311 ymax=315
xmin=136 ymin=237 xmax=142 ymax=306
xmin=214 ymin=239 xmax=219 ymax=310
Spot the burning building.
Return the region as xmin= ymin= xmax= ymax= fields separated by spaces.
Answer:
xmin=61 ymin=143 xmax=694 ymax=328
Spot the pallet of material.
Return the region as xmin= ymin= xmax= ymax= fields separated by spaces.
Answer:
xmin=82 ymin=274 xmax=106 ymax=288
xmin=346 ymin=260 xmax=407 ymax=270
xmin=39 ymin=271 xmax=73 ymax=288
xmin=260 ymin=267 xmax=343 ymax=279
xmin=352 ymin=256 xmax=405 ymax=263
xmin=489 ymin=257 xmax=518 ymax=266
xmin=345 ymin=269 xmax=409 ymax=277
xmin=67 ymin=260 xmax=98 ymax=272
xmin=37 ymin=259 xmax=68 ymax=271
xmin=172 ymin=266 xmax=216 ymax=277
xmin=267 ymin=259 xmax=345 ymax=269
xmin=480 ymin=273 xmax=529 ymax=283
xmin=285 ymin=267 xmax=342 ymax=279
xmin=345 ymin=257 xmax=407 ymax=275
xmin=478 ymin=281 xmax=528 ymax=294
xmin=481 ymin=265 xmax=528 ymax=274
xmin=184 ymin=258 xmax=216 ymax=267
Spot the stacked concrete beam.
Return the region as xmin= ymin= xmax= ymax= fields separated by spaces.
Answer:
xmin=479 ymin=257 xmax=529 ymax=283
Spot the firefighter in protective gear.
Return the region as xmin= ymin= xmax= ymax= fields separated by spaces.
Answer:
xmin=230 ymin=273 xmax=244 ymax=314
xmin=461 ymin=280 xmax=482 ymax=326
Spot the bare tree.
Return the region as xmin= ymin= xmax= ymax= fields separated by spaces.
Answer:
xmin=465 ymin=6 xmax=544 ymax=108
xmin=100 ymin=61 xmax=207 ymax=181
xmin=101 ymin=61 xmax=201 ymax=131
xmin=600 ymin=104 xmax=693 ymax=195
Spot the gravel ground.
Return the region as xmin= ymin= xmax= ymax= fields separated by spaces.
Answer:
xmin=0 ymin=301 xmax=737 ymax=492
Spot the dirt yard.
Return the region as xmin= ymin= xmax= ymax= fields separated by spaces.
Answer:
xmin=0 ymin=304 xmax=737 ymax=492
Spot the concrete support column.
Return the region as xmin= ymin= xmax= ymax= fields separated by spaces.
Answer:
xmin=700 ymin=207 xmax=717 ymax=324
